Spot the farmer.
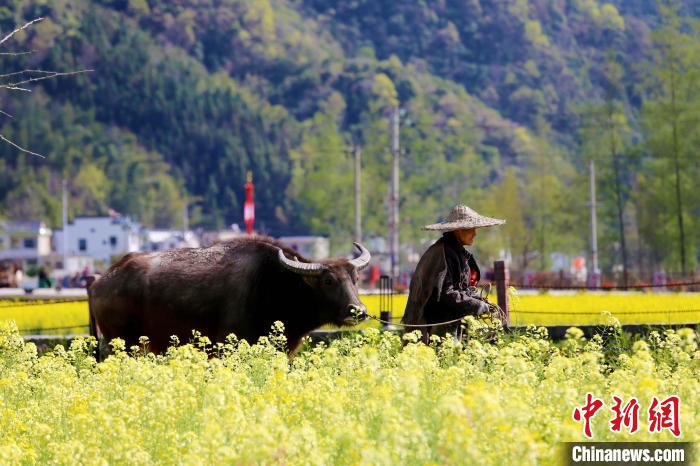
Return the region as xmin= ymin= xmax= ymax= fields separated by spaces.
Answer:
xmin=402 ymin=204 xmax=505 ymax=340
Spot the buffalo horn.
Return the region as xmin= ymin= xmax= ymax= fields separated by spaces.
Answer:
xmin=349 ymin=242 xmax=371 ymax=270
xmin=278 ymin=249 xmax=325 ymax=275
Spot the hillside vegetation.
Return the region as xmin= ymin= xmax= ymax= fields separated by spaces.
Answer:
xmin=0 ymin=0 xmax=698 ymax=277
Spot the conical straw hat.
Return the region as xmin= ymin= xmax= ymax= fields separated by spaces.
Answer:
xmin=423 ymin=204 xmax=505 ymax=231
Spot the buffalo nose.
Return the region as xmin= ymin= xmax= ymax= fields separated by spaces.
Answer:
xmin=347 ymin=304 xmax=367 ymax=318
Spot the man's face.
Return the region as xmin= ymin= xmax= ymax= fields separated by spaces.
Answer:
xmin=454 ymin=228 xmax=476 ymax=246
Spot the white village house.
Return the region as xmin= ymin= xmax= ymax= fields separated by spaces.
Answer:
xmin=2 ymin=216 xmax=339 ymax=278
xmin=53 ymin=216 xmax=143 ymax=265
xmin=145 ymin=229 xmax=201 ymax=251
xmin=0 ymin=220 xmax=52 ymax=268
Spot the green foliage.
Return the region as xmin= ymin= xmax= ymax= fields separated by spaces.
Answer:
xmin=0 ymin=0 xmax=698 ymax=277
xmin=638 ymin=2 xmax=700 ymax=275
xmin=576 ymin=54 xmax=635 ymax=276
xmin=288 ymin=112 xmax=353 ymax=253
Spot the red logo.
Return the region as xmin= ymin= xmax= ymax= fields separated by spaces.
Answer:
xmin=573 ymin=394 xmax=681 ymax=438
xmin=648 ymin=396 xmax=681 ymax=437
xmin=573 ymin=393 xmax=604 ymax=438
xmin=609 ymin=396 xmax=640 ymax=434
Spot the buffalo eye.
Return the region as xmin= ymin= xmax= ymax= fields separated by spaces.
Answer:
xmin=323 ymin=276 xmax=333 ymax=286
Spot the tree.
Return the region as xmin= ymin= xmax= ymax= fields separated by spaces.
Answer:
xmin=483 ymin=167 xmax=529 ymax=271
xmin=517 ymin=121 xmax=581 ymax=272
xmin=287 ymin=111 xmax=354 ymax=254
xmin=640 ymin=2 xmax=700 ymax=275
xmin=578 ymin=54 xmax=633 ymax=285
xmin=73 ymin=163 xmax=108 ymax=215
xmin=0 ymin=18 xmax=88 ymax=157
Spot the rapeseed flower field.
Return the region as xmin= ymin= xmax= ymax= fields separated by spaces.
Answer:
xmin=362 ymin=290 xmax=700 ymax=326
xmin=0 ymin=300 xmax=86 ymax=335
xmin=507 ymin=291 xmax=700 ymax=326
xmin=0 ymin=320 xmax=697 ymax=464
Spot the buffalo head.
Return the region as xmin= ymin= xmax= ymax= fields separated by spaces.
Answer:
xmin=278 ymin=243 xmax=370 ymax=326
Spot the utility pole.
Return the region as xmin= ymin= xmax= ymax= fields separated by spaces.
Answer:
xmin=589 ymin=158 xmax=600 ymax=287
xmin=62 ymin=178 xmax=68 ymax=272
xmin=353 ymin=145 xmax=362 ymax=243
xmin=389 ymin=107 xmax=400 ymax=283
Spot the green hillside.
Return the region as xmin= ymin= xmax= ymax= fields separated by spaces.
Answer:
xmin=0 ymin=0 xmax=698 ymax=277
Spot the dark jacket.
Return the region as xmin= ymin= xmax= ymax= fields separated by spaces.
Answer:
xmin=402 ymin=233 xmax=484 ymax=335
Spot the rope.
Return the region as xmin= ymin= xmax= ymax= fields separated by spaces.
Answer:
xmin=510 ymin=281 xmax=700 ymax=290
xmin=366 ymin=301 xmax=506 ymax=328
xmin=366 ymin=313 xmax=470 ymax=328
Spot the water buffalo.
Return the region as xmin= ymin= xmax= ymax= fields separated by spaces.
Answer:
xmin=88 ymin=236 xmax=370 ymax=355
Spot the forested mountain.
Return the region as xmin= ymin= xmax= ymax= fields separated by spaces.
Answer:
xmin=0 ymin=0 xmax=699 ymax=279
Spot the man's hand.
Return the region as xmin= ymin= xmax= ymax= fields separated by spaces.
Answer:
xmin=476 ymin=301 xmax=490 ymax=317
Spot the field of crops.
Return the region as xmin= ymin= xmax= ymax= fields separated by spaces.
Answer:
xmin=364 ymin=290 xmax=700 ymax=326
xmin=2 ymin=290 xmax=698 ymax=336
xmin=0 ymin=320 xmax=697 ymax=464
xmin=0 ymin=300 xmax=87 ymax=335
xmin=508 ymin=291 xmax=700 ymax=326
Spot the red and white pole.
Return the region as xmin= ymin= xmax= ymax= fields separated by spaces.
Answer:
xmin=243 ymin=171 xmax=255 ymax=234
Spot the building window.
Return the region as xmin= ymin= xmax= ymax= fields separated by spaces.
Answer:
xmin=79 ymin=238 xmax=87 ymax=251
xmin=23 ymin=238 xmax=36 ymax=249
xmin=110 ymin=236 xmax=117 ymax=248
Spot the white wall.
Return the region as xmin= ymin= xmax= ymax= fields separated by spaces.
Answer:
xmin=146 ymin=230 xmax=201 ymax=251
xmin=54 ymin=217 xmax=142 ymax=263
xmin=0 ymin=221 xmax=52 ymax=262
